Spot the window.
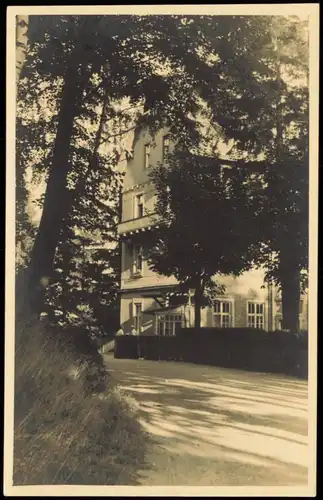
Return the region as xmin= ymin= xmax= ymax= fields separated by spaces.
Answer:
xmin=144 ymin=144 xmax=150 ymax=169
xmin=133 ymin=245 xmax=143 ymax=275
xmin=162 ymin=136 xmax=170 ymax=164
xmin=135 ymin=194 xmax=144 ymax=218
xmin=134 ymin=303 xmax=142 ymax=332
xmin=214 ymin=301 xmax=233 ymax=328
xmin=156 ymin=313 xmax=182 ymax=336
xmin=247 ymin=302 xmax=265 ymax=329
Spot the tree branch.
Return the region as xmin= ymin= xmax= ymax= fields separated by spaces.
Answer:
xmin=99 ymin=124 xmax=137 ymax=147
xmin=67 ymin=83 xmax=110 ymax=211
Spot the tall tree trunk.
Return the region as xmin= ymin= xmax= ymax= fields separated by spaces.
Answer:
xmin=280 ymin=246 xmax=301 ymax=331
xmin=19 ymin=54 xmax=84 ymax=318
xmin=281 ymin=266 xmax=301 ymax=331
xmin=61 ymin=275 xmax=68 ymax=323
xmin=274 ymin=31 xmax=301 ymax=332
xmin=16 ymin=15 xmax=28 ymax=82
xmin=194 ymin=278 xmax=203 ymax=328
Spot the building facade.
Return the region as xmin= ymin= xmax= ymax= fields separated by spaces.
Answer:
xmin=117 ymin=127 xmax=308 ymax=335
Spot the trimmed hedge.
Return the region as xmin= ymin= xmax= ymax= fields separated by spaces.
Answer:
xmin=114 ymin=328 xmax=308 ymax=379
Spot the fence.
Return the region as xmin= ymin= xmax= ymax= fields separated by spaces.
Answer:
xmin=114 ymin=328 xmax=308 ymax=379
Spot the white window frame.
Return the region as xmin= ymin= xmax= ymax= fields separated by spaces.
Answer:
xmin=135 ymin=193 xmax=144 ymax=219
xmin=247 ymin=301 xmax=265 ymax=329
xmin=162 ymin=135 xmax=170 ymax=164
xmin=155 ymin=313 xmax=183 ymax=336
xmin=144 ymin=143 xmax=151 ymax=169
xmin=213 ymin=298 xmax=235 ymax=328
xmin=132 ymin=301 xmax=143 ymax=333
xmin=132 ymin=245 xmax=144 ymax=275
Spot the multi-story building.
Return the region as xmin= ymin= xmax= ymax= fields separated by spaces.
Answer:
xmin=117 ymin=126 xmax=308 ymax=335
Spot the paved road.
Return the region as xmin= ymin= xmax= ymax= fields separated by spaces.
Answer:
xmin=105 ymin=355 xmax=308 ymax=487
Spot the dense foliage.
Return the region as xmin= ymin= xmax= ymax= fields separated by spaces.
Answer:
xmin=147 ymin=152 xmax=264 ymax=327
xmin=145 ymin=15 xmax=309 ymax=330
xmin=17 ymin=14 xmax=308 ymax=332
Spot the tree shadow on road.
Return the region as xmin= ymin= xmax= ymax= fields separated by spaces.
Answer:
xmin=106 ymin=356 xmax=308 ymax=486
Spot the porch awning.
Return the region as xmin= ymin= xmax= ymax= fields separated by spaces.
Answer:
xmin=142 ymin=305 xmax=184 ymax=315
xmin=119 ymin=284 xmax=180 ymax=296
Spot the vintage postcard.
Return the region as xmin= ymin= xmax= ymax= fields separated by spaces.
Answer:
xmin=5 ymin=4 xmax=319 ymax=497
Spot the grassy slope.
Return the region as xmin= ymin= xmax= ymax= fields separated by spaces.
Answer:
xmin=13 ymin=319 xmax=148 ymax=485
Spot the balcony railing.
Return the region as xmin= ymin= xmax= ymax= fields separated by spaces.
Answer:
xmin=117 ymin=213 xmax=158 ymax=236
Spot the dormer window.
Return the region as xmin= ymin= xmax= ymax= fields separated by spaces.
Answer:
xmin=162 ymin=136 xmax=170 ymax=164
xmin=144 ymin=144 xmax=151 ymax=169
xmin=135 ymin=194 xmax=144 ymax=218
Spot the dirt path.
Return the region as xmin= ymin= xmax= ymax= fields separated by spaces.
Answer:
xmin=105 ymin=355 xmax=308 ymax=486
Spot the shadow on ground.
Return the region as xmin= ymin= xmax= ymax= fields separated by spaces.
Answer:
xmin=105 ymin=355 xmax=308 ymax=486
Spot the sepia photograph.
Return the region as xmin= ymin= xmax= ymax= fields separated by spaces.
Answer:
xmin=5 ymin=4 xmax=318 ymax=497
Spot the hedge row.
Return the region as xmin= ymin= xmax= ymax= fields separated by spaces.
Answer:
xmin=114 ymin=328 xmax=308 ymax=379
